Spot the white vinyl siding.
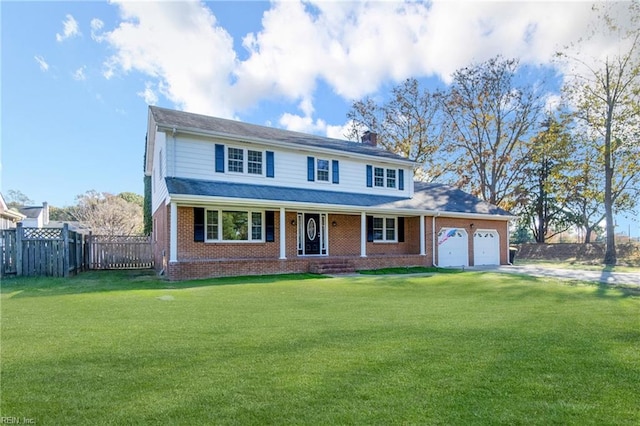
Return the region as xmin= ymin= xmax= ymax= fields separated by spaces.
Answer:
xmin=170 ymin=134 xmax=413 ymax=196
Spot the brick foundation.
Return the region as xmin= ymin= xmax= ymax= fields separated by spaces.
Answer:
xmin=166 ymin=254 xmax=431 ymax=280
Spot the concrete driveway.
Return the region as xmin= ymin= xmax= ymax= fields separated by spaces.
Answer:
xmin=473 ymin=264 xmax=640 ymax=287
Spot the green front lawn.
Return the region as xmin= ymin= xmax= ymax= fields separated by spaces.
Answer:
xmin=1 ymin=271 xmax=639 ymax=425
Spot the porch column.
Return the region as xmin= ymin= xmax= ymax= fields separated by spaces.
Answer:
xmin=169 ymin=202 xmax=177 ymax=262
xmin=420 ymin=214 xmax=426 ymax=256
xmin=279 ymin=207 xmax=286 ymax=259
xmin=360 ymin=211 xmax=367 ymax=257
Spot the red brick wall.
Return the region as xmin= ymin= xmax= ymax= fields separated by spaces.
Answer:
xmin=152 ymin=204 xmax=169 ymax=273
xmin=177 ymin=207 xmax=281 ymax=261
xmin=164 ymin=206 xmax=509 ymax=280
xmin=166 ymin=254 xmax=431 ymax=280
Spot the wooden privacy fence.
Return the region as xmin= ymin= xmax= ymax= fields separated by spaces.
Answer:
xmin=0 ymin=223 xmax=85 ymax=277
xmin=0 ymin=224 xmax=153 ymax=277
xmin=87 ymin=235 xmax=153 ymax=270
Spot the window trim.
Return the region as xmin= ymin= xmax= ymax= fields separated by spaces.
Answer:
xmin=371 ymin=215 xmax=397 ymax=243
xmin=226 ymin=146 xmax=265 ymax=176
xmin=386 ymin=169 xmax=396 ymax=188
xmin=205 ymin=209 xmax=265 ymax=243
xmin=374 ymin=167 xmax=385 ymax=187
xmin=316 ymin=158 xmax=330 ymax=182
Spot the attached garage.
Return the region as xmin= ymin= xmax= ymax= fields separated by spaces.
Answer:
xmin=473 ymin=230 xmax=500 ymax=266
xmin=437 ymin=228 xmax=469 ymax=267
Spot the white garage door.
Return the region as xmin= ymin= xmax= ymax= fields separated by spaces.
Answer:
xmin=473 ymin=230 xmax=500 ymax=266
xmin=437 ymin=228 xmax=469 ymax=267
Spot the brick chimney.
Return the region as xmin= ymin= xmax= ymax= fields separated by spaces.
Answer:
xmin=361 ymin=131 xmax=377 ymax=147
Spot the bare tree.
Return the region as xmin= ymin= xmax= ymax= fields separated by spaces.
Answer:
xmin=346 ymin=78 xmax=452 ymax=182
xmin=72 ymin=191 xmax=144 ymax=236
xmin=439 ymin=56 xmax=543 ymax=210
xmin=559 ymin=2 xmax=640 ymax=264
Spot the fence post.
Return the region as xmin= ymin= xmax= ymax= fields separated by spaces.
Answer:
xmin=63 ymin=223 xmax=70 ymax=277
xmin=15 ymin=222 xmax=23 ymax=276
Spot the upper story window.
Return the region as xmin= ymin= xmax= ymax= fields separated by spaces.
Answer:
xmin=216 ymin=144 xmax=274 ymax=178
xmin=308 ymin=156 xmax=339 ymax=184
xmin=367 ymin=165 xmax=405 ymax=191
xmin=386 ymin=169 xmax=396 ymax=188
xmin=374 ymin=167 xmax=385 ymax=187
xmin=248 ymin=150 xmax=263 ymax=175
xmin=317 ymin=159 xmax=330 ymax=182
xmin=228 ymin=148 xmax=244 ymax=173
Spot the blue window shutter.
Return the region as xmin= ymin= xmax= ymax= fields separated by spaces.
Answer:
xmin=398 ymin=217 xmax=405 ymax=242
xmin=194 ymin=208 xmax=205 ymax=242
xmin=215 ymin=144 xmax=225 ymax=173
xmin=266 ymin=151 xmax=275 ymax=178
xmin=265 ymin=211 xmax=275 ymax=242
xmin=332 ymin=160 xmax=339 ymax=184
xmin=366 ymin=165 xmax=373 ymax=187
xmin=398 ymin=169 xmax=404 ymax=190
xmin=307 ymin=157 xmax=315 ymax=181
xmin=366 ymin=216 xmax=374 ymax=242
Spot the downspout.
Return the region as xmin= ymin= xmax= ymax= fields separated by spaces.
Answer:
xmin=432 ymin=212 xmax=440 ymax=267
xmin=507 ymin=219 xmax=513 ymax=265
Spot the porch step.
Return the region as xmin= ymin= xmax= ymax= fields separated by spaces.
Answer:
xmin=309 ymin=259 xmax=355 ymax=275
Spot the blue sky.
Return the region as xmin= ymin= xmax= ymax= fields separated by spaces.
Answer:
xmin=1 ymin=1 xmax=638 ymax=236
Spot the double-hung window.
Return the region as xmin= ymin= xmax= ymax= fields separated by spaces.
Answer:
xmin=205 ymin=209 xmax=264 ymax=242
xmin=386 ymin=169 xmax=396 ymax=188
xmin=227 ymin=147 xmax=264 ymax=175
xmin=317 ymin=159 xmax=330 ymax=182
xmin=228 ymin=148 xmax=244 ymax=173
xmin=372 ymin=216 xmax=396 ymax=242
xmin=248 ymin=150 xmax=262 ymax=175
xmin=374 ymin=167 xmax=385 ymax=187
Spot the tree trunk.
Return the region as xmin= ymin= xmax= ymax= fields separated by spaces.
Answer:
xmin=603 ymin=70 xmax=617 ymax=266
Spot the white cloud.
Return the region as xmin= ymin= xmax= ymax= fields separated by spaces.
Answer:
xmin=56 ymin=14 xmax=81 ymax=42
xmin=97 ymin=0 xmax=633 ymax=129
xmin=73 ymin=66 xmax=87 ymax=81
xmin=34 ymin=55 xmax=49 ymax=72
xmin=137 ymin=82 xmax=159 ymax=105
xmin=100 ymin=0 xmax=237 ymax=117
xmin=90 ymin=18 xmax=104 ymax=41
xmin=279 ymin=112 xmax=327 ymax=135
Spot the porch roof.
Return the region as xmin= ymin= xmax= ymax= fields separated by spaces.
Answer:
xmin=166 ymin=177 xmax=513 ymax=218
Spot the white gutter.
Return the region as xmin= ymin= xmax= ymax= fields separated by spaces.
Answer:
xmin=167 ymin=193 xmax=517 ymax=222
xmin=156 ymin=124 xmax=415 ymax=167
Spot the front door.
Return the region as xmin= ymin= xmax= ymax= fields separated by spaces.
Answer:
xmin=304 ymin=214 xmax=321 ymax=255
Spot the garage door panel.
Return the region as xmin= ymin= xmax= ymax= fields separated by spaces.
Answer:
xmin=474 ymin=230 xmax=500 ymax=265
xmin=438 ymin=228 xmax=469 ymax=267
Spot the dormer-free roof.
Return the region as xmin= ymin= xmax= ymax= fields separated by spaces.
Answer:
xmin=148 ymin=106 xmax=413 ymax=164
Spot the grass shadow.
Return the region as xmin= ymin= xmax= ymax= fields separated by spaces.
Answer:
xmin=1 ymin=269 xmax=330 ymax=298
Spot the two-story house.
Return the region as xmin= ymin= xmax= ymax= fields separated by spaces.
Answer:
xmin=145 ymin=106 xmax=514 ymax=280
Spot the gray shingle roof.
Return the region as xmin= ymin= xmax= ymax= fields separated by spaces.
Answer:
xmin=149 ymin=106 xmax=412 ymax=163
xmin=166 ymin=177 xmax=512 ymax=216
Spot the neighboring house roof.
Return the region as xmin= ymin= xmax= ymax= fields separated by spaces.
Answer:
xmin=18 ymin=206 xmax=44 ymax=219
xmin=0 ymin=193 xmax=26 ymax=221
xmin=149 ymin=106 xmax=413 ymax=164
xmin=165 ymin=177 xmax=513 ymax=218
